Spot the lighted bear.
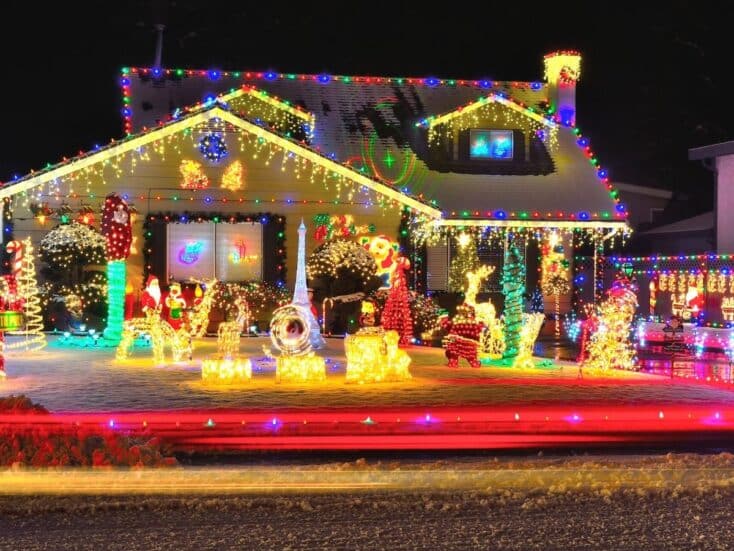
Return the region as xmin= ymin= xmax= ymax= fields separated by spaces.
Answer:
xmin=361 ymin=235 xmax=399 ymax=288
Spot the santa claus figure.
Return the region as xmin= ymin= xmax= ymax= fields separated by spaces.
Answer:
xmin=165 ymin=282 xmax=187 ymax=330
xmin=440 ymin=303 xmax=485 ymax=368
xmin=141 ymin=275 xmax=162 ymax=313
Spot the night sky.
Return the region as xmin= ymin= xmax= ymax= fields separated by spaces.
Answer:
xmin=1 ymin=1 xmax=732 ymax=221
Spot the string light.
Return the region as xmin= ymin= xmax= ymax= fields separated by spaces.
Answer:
xmin=464 ymin=266 xmax=505 ymax=359
xmin=269 ymin=304 xmax=326 ymax=383
xmin=345 ymin=330 xmax=412 ymax=384
xmin=5 ymin=237 xmax=46 ymax=352
xmin=220 ymin=160 xmax=244 ymax=191
xmin=179 ymin=159 xmax=210 ymax=190
xmin=380 ymin=257 xmax=413 ymax=346
xmin=501 ymin=238 xmax=525 ymax=358
xmin=512 ymin=313 xmax=545 ymax=369
xmin=101 ymin=193 xmax=132 ymax=342
xmin=448 ymin=233 xmax=480 ymax=292
xmin=201 ymin=357 xmax=252 ymax=384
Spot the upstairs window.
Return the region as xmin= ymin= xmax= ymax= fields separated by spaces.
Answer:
xmin=469 ymin=129 xmax=514 ymax=160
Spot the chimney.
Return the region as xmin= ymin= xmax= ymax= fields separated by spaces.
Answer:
xmin=543 ymin=51 xmax=581 ymax=126
xmin=153 ymin=23 xmax=165 ymax=68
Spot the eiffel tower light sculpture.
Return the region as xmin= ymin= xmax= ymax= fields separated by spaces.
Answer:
xmin=292 ymin=219 xmax=325 ymax=349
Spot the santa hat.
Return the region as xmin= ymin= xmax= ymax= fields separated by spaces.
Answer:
xmin=146 ymin=275 xmax=159 ymax=287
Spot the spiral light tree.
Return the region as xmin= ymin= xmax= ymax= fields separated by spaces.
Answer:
xmin=101 ymin=193 xmax=133 ymax=343
xmin=5 ymin=238 xmax=46 ymax=352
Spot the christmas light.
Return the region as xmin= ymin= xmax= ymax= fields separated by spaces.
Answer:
xmin=307 ymin=239 xmax=378 ymax=286
xmin=501 ymin=238 xmax=525 ymax=358
xmin=5 ymin=237 xmax=46 ymax=352
xmin=441 ymin=303 xmax=483 ymax=368
xmin=345 ymin=330 xmax=411 ymax=384
xmin=220 ymin=160 xmax=244 ymax=191
xmin=512 ymin=313 xmax=545 ymax=369
xmin=464 ymin=265 xmax=505 ymax=358
xmin=198 ymin=133 xmax=228 ymax=162
xmin=216 ymin=297 xmax=249 ymax=357
xmin=269 ymin=304 xmax=326 ymax=383
xmin=381 ymin=257 xmax=413 ymax=346
xmin=179 ymin=159 xmax=210 ymax=190
xmin=101 ymin=193 xmax=132 ymax=343
xmin=582 ymin=279 xmax=638 ymax=371
xmin=449 ymin=233 xmax=480 ymax=292
xmin=541 ymin=232 xmax=571 ymax=340
xmin=201 ymin=357 xmax=252 ymax=384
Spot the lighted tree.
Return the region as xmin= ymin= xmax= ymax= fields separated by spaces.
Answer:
xmin=39 ymin=222 xmax=107 ymax=330
xmin=307 ymin=239 xmax=381 ymax=334
xmin=529 ymin=287 xmax=544 ymax=313
xmin=449 ymin=233 xmax=480 ymax=293
xmin=8 ymin=237 xmax=46 ymax=351
xmin=101 ymin=193 xmax=133 ymax=342
xmin=582 ymin=279 xmax=638 ymax=371
xmin=502 ymin=239 xmax=525 ymax=358
xmin=382 ymin=257 xmax=413 ymax=346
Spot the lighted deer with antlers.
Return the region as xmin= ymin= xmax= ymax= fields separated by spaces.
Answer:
xmin=464 ymin=265 xmax=505 ymax=358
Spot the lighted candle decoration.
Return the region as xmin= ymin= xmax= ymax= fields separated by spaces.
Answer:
xmin=269 ymin=304 xmax=326 ymax=383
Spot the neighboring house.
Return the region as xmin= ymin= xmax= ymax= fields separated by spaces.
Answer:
xmin=614 ymin=183 xmax=671 ymax=232
xmin=689 ymin=140 xmax=734 ymax=253
xmin=0 ymin=51 xmax=626 ymax=316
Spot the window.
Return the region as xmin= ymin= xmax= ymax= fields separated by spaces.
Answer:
xmin=167 ymin=222 xmax=263 ymax=281
xmin=469 ymin=129 xmax=514 ymax=160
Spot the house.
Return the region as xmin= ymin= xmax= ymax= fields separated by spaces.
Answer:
xmin=0 ymin=51 xmax=627 ymax=325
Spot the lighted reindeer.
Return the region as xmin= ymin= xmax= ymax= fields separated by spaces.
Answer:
xmin=217 ymin=296 xmax=250 ymax=357
xmin=116 ymin=279 xmax=217 ymax=364
xmin=464 ymin=265 xmax=505 ymax=358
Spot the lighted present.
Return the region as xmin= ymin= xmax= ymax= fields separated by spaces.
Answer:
xmin=201 ymin=356 xmax=252 ymax=384
xmin=275 ymin=353 xmax=326 ymax=383
xmin=345 ymin=330 xmax=412 ymax=384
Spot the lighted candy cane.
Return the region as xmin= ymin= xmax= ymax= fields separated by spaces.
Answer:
xmin=5 ymin=240 xmax=24 ymax=283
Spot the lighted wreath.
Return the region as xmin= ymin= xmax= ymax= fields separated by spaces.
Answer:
xmin=198 ymin=133 xmax=228 ymax=162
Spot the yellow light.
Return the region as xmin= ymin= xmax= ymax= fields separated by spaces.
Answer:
xmin=457 ymin=232 xmax=472 ymax=249
xmin=464 ymin=265 xmax=505 ymax=359
xmin=544 ymin=52 xmax=582 ymax=84
xmin=582 ymin=284 xmax=638 ymax=371
xmin=201 ymin=357 xmax=252 ymax=384
xmin=275 ymin=353 xmax=326 ymax=383
xmin=221 ymin=160 xmax=245 ymax=191
xmin=5 ymin=237 xmax=46 ymax=352
xmin=512 ymin=313 xmax=545 ymax=369
xmin=345 ymin=329 xmax=412 ymax=384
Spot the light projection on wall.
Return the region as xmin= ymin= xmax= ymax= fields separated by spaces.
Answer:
xmin=216 ymin=224 xmax=263 ymax=281
xmin=178 ymin=241 xmax=203 ymax=265
xmin=469 ymin=129 xmax=514 ymax=160
xmin=168 ymin=223 xmax=215 ymax=281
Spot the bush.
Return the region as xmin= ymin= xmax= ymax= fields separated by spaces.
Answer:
xmin=0 ymin=395 xmax=48 ymax=414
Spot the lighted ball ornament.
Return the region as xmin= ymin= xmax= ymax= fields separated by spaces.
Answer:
xmin=198 ymin=133 xmax=228 ymax=162
xmin=269 ymin=304 xmax=326 ymax=383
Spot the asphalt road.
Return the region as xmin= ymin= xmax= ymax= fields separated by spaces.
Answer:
xmin=1 ymin=490 xmax=732 ymax=550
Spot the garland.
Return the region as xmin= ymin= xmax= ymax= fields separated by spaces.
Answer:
xmin=143 ymin=211 xmax=286 ymax=286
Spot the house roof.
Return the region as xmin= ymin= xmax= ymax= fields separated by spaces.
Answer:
xmin=0 ymin=100 xmax=440 ymax=218
xmin=120 ymin=67 xmax=627 ymax=229
xmin=689 ymin=140 xmax=734 ymax=160
xmin=640 ymin=211 xmax=714 ymax=234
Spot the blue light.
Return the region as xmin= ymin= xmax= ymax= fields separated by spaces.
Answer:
xmin=317 ymin=74 xmax=331 ymax=84
xmin=577 ymin=138 xmax=589 ymax=147
xmin=579 ymin=211 xmax=589 ymax=220
xmin=204 ymin=196 xmax=213 ymax=204
xmin=598 ymin=169 xmax=608 ymax=178
xmin=495 ymin=210 xmax=507 ymax=219
xmin=530 ymin=81 xmax=542 ymax=90
xmin=479 ymin=79 xmax=493 ymax=89
xmin=208 ymin=70 xmax=221 ymax=80
xmin=203 ymin=94 xmax=216 ymax=104
xmin=425 ymin=77 xmax=439 ymax=87
xmin=264 ymin=71 xmax=278 ymax=81
xmin=152 ymin=67 xmax=162 ymax=78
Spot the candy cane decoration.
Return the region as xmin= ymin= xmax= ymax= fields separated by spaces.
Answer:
xmin=6 ymin=240 xmax=23 ymax=282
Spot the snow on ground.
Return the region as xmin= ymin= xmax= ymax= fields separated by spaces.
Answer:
xmin=3 ymin=335 xmax=734 ymax=412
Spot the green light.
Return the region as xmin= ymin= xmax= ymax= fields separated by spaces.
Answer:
xmin=383 ymin=150 xmax=395 ymax=168
xmin=102 ymin=260 xmax=126 ymax=343
xmin=176 ymin=69 xmax=183 ymax=76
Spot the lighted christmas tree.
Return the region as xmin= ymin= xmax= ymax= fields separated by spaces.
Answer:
xmin=449 ymin=233 xmax=480 ymax=293
xmin=382 ymin=257 xmax=413 ymax=346
xmin=502 ymin=239 xmax=525 ymax=358
xmin=582 ymin=278 xmax=638 ymax=371
xmin=7 ymin=237 xmax=46 ymax=351
xmin=529 ymin=287 xmax=544 ymax=313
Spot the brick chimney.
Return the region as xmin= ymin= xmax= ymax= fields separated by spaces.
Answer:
xmin=543 ymin=51 xmax=582 ymax=126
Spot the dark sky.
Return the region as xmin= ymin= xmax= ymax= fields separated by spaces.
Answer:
xmin=1 ymin=1 xmax=732 ymax=217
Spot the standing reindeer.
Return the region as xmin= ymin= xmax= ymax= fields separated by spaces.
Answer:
xmin=464 ymin=265 xmax=505 ymax=358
